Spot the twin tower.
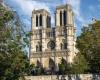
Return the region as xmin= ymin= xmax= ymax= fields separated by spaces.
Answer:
xmin=30 ymin=4 xmax=76 ymax=69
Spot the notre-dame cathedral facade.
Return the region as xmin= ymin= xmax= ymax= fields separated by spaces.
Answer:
xmin=30 ymin=4 xmax=77 ymax=70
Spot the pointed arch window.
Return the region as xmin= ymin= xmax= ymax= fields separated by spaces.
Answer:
xmin=36 ymin=15 xmax=38 ymax=27
xmin=40 ymin=14 xmax=42 ymax=26
xmin=36 ymin=42 xmax=42 ymax=52
xmin=47 ymin=16 xmax=51 ymax=28
xmin=62 ymin=39 xmax=67 ymax=49
xmin=60 ymin=39 xmax=67 ymax=50
xmin=60 ymin=11 xmax=62 ymax=26
xmin=63 ymin=10 xmax=67 ymax=26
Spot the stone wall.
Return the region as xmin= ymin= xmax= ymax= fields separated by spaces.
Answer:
xmin=23 ymin=74 xmax=100 ymax=80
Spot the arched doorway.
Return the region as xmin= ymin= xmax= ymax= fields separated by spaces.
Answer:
xmin=49 ymin=58 xmax=55 ymax=73
xmin=36 ymin=60 xmax=42 ymax=68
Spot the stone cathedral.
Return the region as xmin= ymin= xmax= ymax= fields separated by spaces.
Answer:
xmin=30 ymin=4 xmax=77 ymax=70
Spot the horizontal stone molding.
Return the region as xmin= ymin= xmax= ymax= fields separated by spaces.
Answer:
xmin=30 ymin=50 xmax=68 ymax=58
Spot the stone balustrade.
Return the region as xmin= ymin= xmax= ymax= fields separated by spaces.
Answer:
xmin=30 ymin=50 xmax=68 ymax=58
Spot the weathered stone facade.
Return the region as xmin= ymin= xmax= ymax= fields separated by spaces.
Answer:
xmin=30 ymin=4 xmax=77 ymax=69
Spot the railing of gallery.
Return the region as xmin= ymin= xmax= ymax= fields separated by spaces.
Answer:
xmin=30 ymin=50 xmax=68 ymax=58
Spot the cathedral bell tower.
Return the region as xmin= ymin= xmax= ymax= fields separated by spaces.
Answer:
xmin=30 ymin=4 xmax=77 ymax=69
xmin=55 ymin=4 xmax=75 ymax=63
xmin=31 ymin=9 xmax=51 ymax=53
xmin=30 ymin=9 xmax=52 ymax=67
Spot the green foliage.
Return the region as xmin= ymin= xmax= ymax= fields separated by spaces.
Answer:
xmin=71 ymin=53 xmax=89 ymax=74
xmin=29 ymin=64 xmax=45 ymax=75
xmin=0 ymin=4 xmax=29 ymax=79
xmin=77 ymin=20 xmax=100 ymax=73
xmin=0 ymin=4 xmax=13 ymax=28
xmin=58 ymin=63 xmax=65 ymax=74
xmin=58 ymin=58 xmax=70 ymax=74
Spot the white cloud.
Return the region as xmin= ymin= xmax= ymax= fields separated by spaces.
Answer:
xmin=12 ymin=0 xmax=59 ymax=25
xmin=66 ymin=0 xmax=85 ymax=23
xmin=14 ymin=0 xmax=50 ymax=17
xmin=7 ymin=0 xmax=86 ymax=26
xmin=6 ymin=0 xmax=90 ymax=30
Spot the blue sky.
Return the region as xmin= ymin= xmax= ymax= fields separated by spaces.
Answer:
xmin=5 ymin=0 xmax=100 ymax=36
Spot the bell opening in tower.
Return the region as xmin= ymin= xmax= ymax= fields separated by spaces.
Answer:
xmin=63 ymin=10 xmax=67 ymax=26
xmin=39 ymin=14 xmax=43 ymax=26
xmin=60 ymin=11 xmax=62 ymax=26
xmin=36 ymin=15 xmax=38 ymax=27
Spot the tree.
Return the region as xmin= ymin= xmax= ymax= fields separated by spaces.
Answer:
xmin=0 ymin=3 xmax=29 ymax=79
xmin=58 ymin=58 xmax=70 ymax=74
xmin=77 ymin=20 xmax=100 ymax=73
xmin=71 ymin=53 xmax=89 ymax=74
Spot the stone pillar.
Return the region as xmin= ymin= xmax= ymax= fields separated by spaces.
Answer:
xmin=56 ymin=10 xmax=60 ymax=26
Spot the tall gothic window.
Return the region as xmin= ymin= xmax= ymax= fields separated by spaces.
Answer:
xmin=47 ymin=16 xmax=51 ymax=28
xmin=36 ymin=42 xmax=42 ymax=52
xmin=40 ymin=14 xmax=42 ymax=26
xmin=60 ymin=11 xmax=62 ymax=26
xmin=49 ymin=17 xmax=51 ymax=27
xmin=63 ymin=10 xmax=67 ymax=26
xmin=36 ymin=45 xmax=38 ymax=52
xmin=36 ymin=15 xmax=38 ymax=27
